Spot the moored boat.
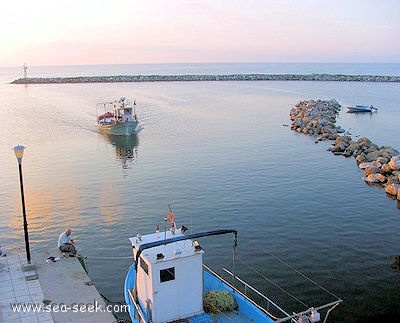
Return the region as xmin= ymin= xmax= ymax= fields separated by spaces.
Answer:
xmin=346 ymin=105 xmax=378 ymax=113
xmin=96 ymin=97 xmax=140 ymax=135
xmin=124 ymin=208 xmax=342 ymax=323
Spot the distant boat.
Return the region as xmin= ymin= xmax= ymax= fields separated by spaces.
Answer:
xmin=96 ymin=97 xmax=140 ymax=135
xmin=346 ymin=105 xmax=378 ymax=113
xmin=124 ymin=209 xmax=342 ymax=323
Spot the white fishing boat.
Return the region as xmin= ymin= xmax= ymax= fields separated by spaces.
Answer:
xmin=96 ymin=97 xmax=140 ymax=135
xmin=346 ymin=105 xmax=378 ymax=113
xmin=124 ymin=209 xmax=342 ymax=323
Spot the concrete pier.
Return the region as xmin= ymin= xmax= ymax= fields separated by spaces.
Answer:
xmin=0 ymin=246 xmax=119 ymax=322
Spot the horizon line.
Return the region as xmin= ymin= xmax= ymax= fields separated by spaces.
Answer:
xmin=2 ymin=61 xmax=400 ymax=69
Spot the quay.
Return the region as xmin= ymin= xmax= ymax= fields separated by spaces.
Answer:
xmin=0 ymin=246 xmax=118 ymax=322
xmin=11 ymin=73 xmax=400 ymax=84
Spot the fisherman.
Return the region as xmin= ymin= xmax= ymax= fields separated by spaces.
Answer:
xmin=58 ymin=228 xmax=77 ymax=256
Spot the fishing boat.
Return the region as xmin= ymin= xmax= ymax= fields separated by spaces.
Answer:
xmin=96 ymin=97 xmax=140 ymax=135
xmin=346 ymin=105 xmax=378 ymax=113
xmin=124 ymin=209 xmax=342 ymax=323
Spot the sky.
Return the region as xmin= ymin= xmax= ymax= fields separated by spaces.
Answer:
xmin=0 ymin=0 xmax=399 ymax=67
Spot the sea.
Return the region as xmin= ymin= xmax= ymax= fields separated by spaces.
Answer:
xmin=0 ymin=62 xmax=399 ymax=322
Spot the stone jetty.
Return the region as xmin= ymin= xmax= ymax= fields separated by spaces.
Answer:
xmin=290 ymin=99 xmax=400 ymax=204
xmin=11 ymin=73 xmax=400 ymax=84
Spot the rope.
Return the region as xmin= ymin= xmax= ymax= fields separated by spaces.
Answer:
xmin=235 ymin=256 xmax=309 ymax=308
xmin=265 ymin=252 xmax=341 ymax=300
xmin=235 ymin=251 xmax=341 ymax=310
xmin=85 ymin=256 xmax=133 ymax=260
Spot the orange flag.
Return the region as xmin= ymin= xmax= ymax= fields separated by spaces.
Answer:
xmin=167 ymin=212 xmax=174 ymax=223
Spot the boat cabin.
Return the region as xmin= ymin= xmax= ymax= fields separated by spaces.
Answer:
xmin=129 ymin=227 xmax=204 ymax=322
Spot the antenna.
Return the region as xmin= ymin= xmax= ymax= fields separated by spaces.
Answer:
xmin=23 ymin=63 xmax=28 ymax=79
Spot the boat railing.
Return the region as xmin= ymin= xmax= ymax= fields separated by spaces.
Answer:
xmin=219 ymin=267 xmax=342 ymax=323
xmin=207 ymin=266 xmax=294 ymax=321
xmin=127 ymin=288 xmax=147 ymax=323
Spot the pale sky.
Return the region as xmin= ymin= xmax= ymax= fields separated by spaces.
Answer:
xmin=1 ymin=0 xmax=399 ymax=67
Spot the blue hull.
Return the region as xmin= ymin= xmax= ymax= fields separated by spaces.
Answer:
xmin=124 ymin=265 xmax=273 ymax=323
xmin=99 ymin=121 xmax=139 ymax=136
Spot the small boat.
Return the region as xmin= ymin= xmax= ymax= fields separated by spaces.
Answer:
xmin=124 ymin=208 xmax=342 ymax=323
xmin=346 ymin=105 xmax=378 ymax=113
xmin=96 ymin=97 xmax=140 ymax=135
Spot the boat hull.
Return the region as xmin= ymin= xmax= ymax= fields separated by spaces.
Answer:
xmin=98 ymin=121 xmax=140 ymax=136
xmin=124 ymin=265 xmax=273 ymax=323
xmin=346 ymin=105 xmax=377 ymax=113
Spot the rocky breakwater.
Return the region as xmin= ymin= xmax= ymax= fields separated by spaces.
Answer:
xmin=290 ymin=99 xmax=400 ymax=204
xmin=11 ymin=73 xmax=400 ymax=84
xmin=330 ymin=136 xmax=400 ymax=201
xmin=289 ymin=99 xmax=344 ymax=141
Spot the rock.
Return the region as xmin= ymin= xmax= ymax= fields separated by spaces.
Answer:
xmin=385 ymin=183 xmax=400 ymax=196
xmin=359 ymin=162 xmax=377 ymax=169
xmin=366 ymin=150 xmax=381 ymax=162
xmin=356 ymin=153 xmax=367 ymax=164
xmin=344 ymin=141 xmax=360 ymax=156
xmin=387 ymin=174 xmax=400 ymax=185
xmin=376 ymin=156 xmax=389 ymax=164
xmin=336 ymin=126 xmax=345 ymax=133
xmin=329 ymin=141 xmax=347 ymax=153
xmin=358 ymin=162 xmax=370 ymax=169
xmin=389 ymin=155 xmax=400 ymax=171
xmin=380 ymin=146 xmax=399 ymax=158
xmin=381 ymin=164 xmax=392 ymax=174
xmin=364 ymin=166 xmax=382 ymax=176
xmin=363 ymin=173 xmax=386 ymax=183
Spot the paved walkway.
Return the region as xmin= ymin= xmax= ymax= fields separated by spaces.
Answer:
xmin=0 ymin=246 xmax=119 ymax=322
xmin=0 ymin=247 xmax=53 ymax=322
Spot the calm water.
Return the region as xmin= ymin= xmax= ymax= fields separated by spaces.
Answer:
xmin=1 ymin=63 xmax=400 ymax=322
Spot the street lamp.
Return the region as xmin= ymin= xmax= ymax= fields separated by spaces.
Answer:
xmin=13 ymin=145 xmax=31 ymax=264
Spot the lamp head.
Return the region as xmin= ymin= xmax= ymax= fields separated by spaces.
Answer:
xmin=13 ymin=145 xmax=26 ymax=162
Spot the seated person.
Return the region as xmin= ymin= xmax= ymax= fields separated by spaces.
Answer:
xmin=58 ymin=228 xmax=77 ymax=255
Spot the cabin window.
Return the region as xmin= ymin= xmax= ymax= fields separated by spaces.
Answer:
xmin=140 ymin=257 xmax=148 ymax=275
xmin=160 ymin=267 xmax=175 ymax=282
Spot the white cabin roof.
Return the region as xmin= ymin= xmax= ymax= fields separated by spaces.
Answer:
xmin=129 ymin=228 xmax=201 ymax=264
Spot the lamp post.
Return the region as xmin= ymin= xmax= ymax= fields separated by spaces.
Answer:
xmin=13 ymin=145 xmax=31 ymax=264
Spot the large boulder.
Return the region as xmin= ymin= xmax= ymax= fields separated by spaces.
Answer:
xmin=364 ymin=166 xmax=383 ymax=176
xmin=389 ymin=155 xmax=400 ymax=171
xmin=385 ymin=183 xmax=400 ymax=196
xmin=381 ymin=163 xmax=392 ymax=174
xmin=363 ymin=173 xmax=386 ymax=183
xmin=380 ymin=146 xmax=400 ymax=158
xmin=387 ymin=173 xmax=400 ymax=185
xmin=359 ymin=161 xmax=381 ymax=169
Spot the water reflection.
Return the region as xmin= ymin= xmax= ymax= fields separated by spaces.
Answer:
xmin=104 ymin=134 xmax=139 ymax=169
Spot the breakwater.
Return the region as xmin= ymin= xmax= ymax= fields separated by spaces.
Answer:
xmin=290 ymin=99 xmax=400 ymax=205
xmin=11 ymin=73 xmax=400 ymax=84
